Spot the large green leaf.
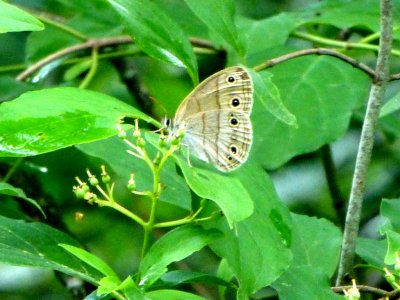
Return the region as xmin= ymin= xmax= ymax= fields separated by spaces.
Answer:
xmin=60 ymin=244 xmax=119 ymax=281
xmin=107 ymin=0 xmax=198 ymax=84
xmin=139 ymin=225 xmax=222 ymax=288
xmin=239 ymin=13 xmax=296 ymax=59
xmin=0 ymin=182 xmax=44 ymax=217
xmin=0 ymin=0 xmax=44 ymax=33
xmin=0 ymin=87 xmax=157 ymax=157
xmin=295 ymin=0 xmax=381 ymax=32
xmin=175 ymin=155 xmax=254 ymax=226
xmin=252 ymin=54 xmax=370 ymax=169
xmin=208 ymin=162 xmax=292 ymax=297
xmin=272 ymin=214 xmax=342 ymax=300
xmin=356 ymin=238 xmax=387 ymax=269
xmin=273 ymin=266 xmax=343 ymax=300
xmin=160 ymin=270 xmax=231 ymax=288
xmin=184 ymin=0 xmax=245 ymax=59
xmin=251 ymin=69 xmax=296 ymax=126
xmin=0 ymin=215 xmax=103 ymax=283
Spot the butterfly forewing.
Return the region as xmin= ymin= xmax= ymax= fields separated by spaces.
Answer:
xmin=174 ymin=66 xmax=253 ymax=125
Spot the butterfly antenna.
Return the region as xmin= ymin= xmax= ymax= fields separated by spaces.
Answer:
xmin=148 ymin=96 xmax=170 ymax=133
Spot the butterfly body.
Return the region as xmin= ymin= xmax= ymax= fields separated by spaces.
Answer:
xmin=170 ymin=66 xmax=253 ymax=172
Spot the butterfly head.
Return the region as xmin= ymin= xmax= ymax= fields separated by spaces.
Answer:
xmin=162 ymin=117 xmax=186 ymax=143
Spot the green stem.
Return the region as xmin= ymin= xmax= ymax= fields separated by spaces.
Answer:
xmin=154 ymin=211 xmax=218 ymax=228
xmin=360 ymin=25 xmax=400 ymax=44
xmin=292 ymin=30 xmax=400 ymax=56
xmin=98 ymin=200 xmax=146 ymax=227
xmin=79 ymin=47 xmax=98 ymax=89
xmin=2 ymin=158 xmax=23 ymax=183
xmin=35 ymin=14 xmax=88 ymax=41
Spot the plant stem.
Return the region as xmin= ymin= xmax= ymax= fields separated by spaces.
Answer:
xmin=2 ymin=158 xmax=23 ymax=183
xmin=99 ymin=200 xmax=146 ymax=227
xmin=35 ymin=14 xmax=88 ymax=41
xmin=79 ymin=47 xmax=99 ymax=89
xmin=292 ymin=30 xmax=400 ymax=56
xmin=254 ymin=48 xmax=376 ymax=79
xmin=335 ymin=0 xmax=393 ymax=285
xmin=320 ymin=145 xmax=345 ymax=226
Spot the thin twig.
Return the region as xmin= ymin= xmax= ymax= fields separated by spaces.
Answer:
xmin=16 ymin=36 xmax=218 ymax=82
xmin=16 ymin=36 xmax=134 ymax=81
xmin=332 ymin=284 xmax=400 ymax=298
xmin=253 ymin=48 xmax=376 ymax=80
xmin=2 ymin=158 xmax=24 ymax=183
xmin=335 ymin=0 xmax=393 ymax=285
xmin=389 ymin=72 xmax=400 ymax=81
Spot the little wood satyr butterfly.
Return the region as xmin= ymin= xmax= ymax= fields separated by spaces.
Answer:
xmin=167 ymin=66 xmax=253 ymax=172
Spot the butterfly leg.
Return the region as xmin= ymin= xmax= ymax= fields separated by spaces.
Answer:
xmin=180 ymin=142 xmax=193 ymax=168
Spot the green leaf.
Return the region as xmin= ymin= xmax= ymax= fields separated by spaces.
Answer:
xmin=381 ymin=198 xmax=400 ymax=232
xmin=0 ymin=87 xmax=157 ymax=157
xmin=107 ymin=0 xmax=198 ymax=84
xmin=175 ymin=155 xmax=254 ymax=226
xmin=356 ymin=238 xmax=387 ymax=269
xmin=26 ymin=25 xmax=80 ymax=63
xmin=272 ymin=214 xmax=342 ymax=299
xmin=384 ymin=230 xmax=400 ymax=265
xmin=184 ymin=0 xmax=245 ymax=58
xmin=295 ymin=0 xmax=381 ymax=32
xmin=380 ymin=91 xmax=400 ymax=118
xmin=0 ymin=182 xmax=45 ymax=217
xmin=0 ymin=215 xmax=103 ymax=284
xmin=97 ymin=276 xmax=122 ymax=296
xmin=117 ymin=276 xmax=143 ymax=300
xmin=251 ymin=69 xmax=297 ymax=126
xmin=139 ymin=225 xmax=222 ymax=288
xmin=0 ymin=0 xmax=44 ymax=33
xmin=289 ymin=214 xmax=341 ymax=277
xmin=239 ymin=13 xmax=296 ymax=59
xmin=208 ymin=163 xmax=292 ymax=297
xmin=145 ymin=289 xmax=205 ymax=300
xmin=252 ymin=54 xmax=370 ymax=169
xmin=273 ymin=266 xmax=343 ymax=300
xmin=59 ymin=244 xmax=120 ymax=282
xmin=0 ymin=76 xmax=35 ymax=102
xmin=160 ymin=270 xmax=231 ymax=288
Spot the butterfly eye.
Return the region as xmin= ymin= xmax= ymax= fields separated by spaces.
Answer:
xmin=163 ymin=118 xmax=171 ymax=128
xmin=227 ymin=75 xmax=235 ymax=84
xmin=231 ymin=98 xmax=240 ymax=107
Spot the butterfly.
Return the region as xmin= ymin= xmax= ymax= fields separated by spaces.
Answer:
xmin=167 ymin=66 xmax=253 ymax=172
